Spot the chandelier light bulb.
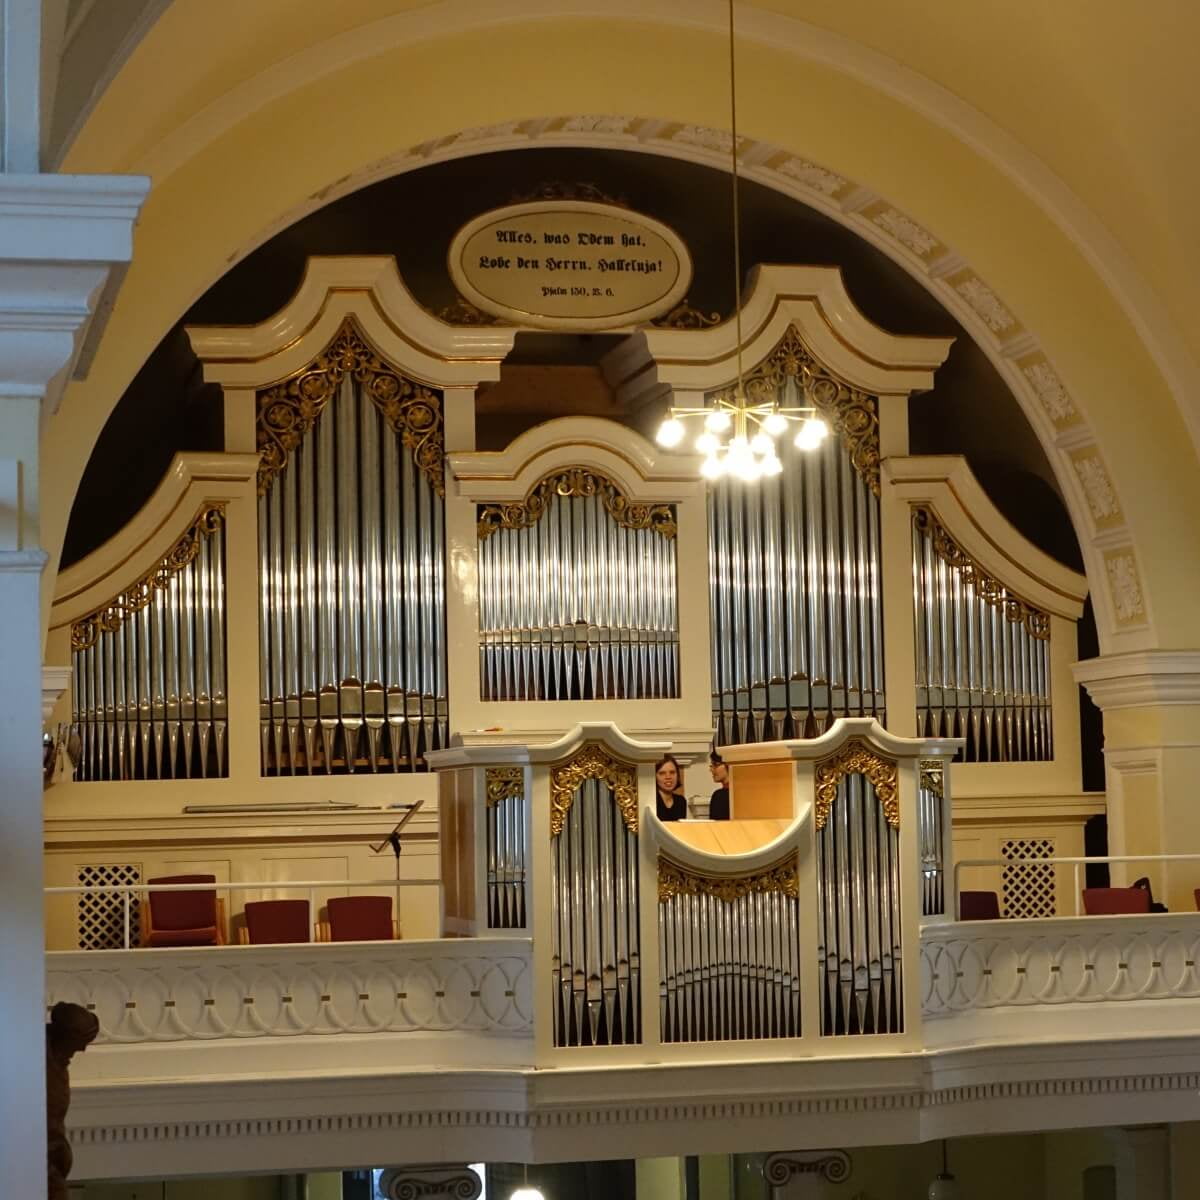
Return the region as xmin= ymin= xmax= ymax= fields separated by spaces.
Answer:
xmin=695 ymin=432 xmax=720 ymax=454
xmin=794 ymin=417 xmax=829 ymax=451
xmin=763 ymin=411 xmax=789 ymax=436
xmin=705 ymin=409 xmax=733 ymax=433
xmin=700 ymin=454 xmax=726 ymax=479
xmin=762 ymin=454 xmax=784 ymax=476
xmin=750 ymin=433 xmax=773 ymax=457
xmin=511 ymin=1189 xmax=545 ymax=1200
xmin=656 ymin=418 xmax=685 ymax=448
xmin=735 ymin=456 xmax=762 ymax=482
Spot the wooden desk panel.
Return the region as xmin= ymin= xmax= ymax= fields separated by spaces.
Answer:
xmin=667 ymin=819 xmax=791 ymax=855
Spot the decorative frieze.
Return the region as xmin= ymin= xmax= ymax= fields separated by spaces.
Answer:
xmin=873 ymin=208 xmax=938 ymax=255
xmin=1070 ymin=450 xmax=1121 ymax=523
xmin=953 ymin=275 xmax=1017 ymax=333
xmin=1104 ymin=550 xmax=1147 ymax=625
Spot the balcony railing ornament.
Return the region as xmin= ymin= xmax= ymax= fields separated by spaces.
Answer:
xmin=814 ymin=738 xmax=899 ymax=830
xmin=485 ymin=766 xmax=524 ymax=807
xmin=549 ymin=742 xmax=639 ymax=836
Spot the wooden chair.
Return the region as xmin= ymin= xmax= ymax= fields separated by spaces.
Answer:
xmin=320 ymin=896 xmax=397 ymax=942
xmin=958 ymin=890 xmax=1001 ymax=920
xmin=142 ymin=874 xmax=226 ymax=947
xmin=1082 ymin=887 xmax=1151 ymax=915
xmin=1194 ymin=888 xmax=1200 ymax=912
xmin=239 ymin=899 xmax=313 ymax=945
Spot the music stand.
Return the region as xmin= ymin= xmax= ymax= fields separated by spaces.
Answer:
xmin=369 ymin=801 xmax=424 ymax=933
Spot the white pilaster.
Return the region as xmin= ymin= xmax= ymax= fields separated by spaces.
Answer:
xmin=0 ymin=171 xmax=146 ymax=1200
xmin=1106 ymin=1126 xmax=1169 ymax=1200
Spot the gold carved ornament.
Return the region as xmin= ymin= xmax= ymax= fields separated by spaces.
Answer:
xmin=477 ymin=468 xmax=677 ymax=541
xmin=437 ymin=294 xmax=502 ymax=326
xmin=652 ymin=299 xmax=722 ymax=330
xmin=485 ymin=766 xmax=524 ymax=807
xmin=712 ymin=325 xmax=881 ymax=495
xmin=549 ymin=743 xmax=639 ymax=836
xmin=657 ymin=853 xmax=799 ymax=903
xmin=913 ymin=506 xmax=1051 ymax=641
xmin=813 ymin=738 xmax=899 ymax=831
xmin=71 ymin=504 xmax=226 ymax=651
xmin=918 ymin=758 xmax=945 ymax=800
xmin=255 ymin=319 xmax=445 ymax=498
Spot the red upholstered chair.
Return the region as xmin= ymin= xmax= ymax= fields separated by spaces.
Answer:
xmin=142 ymin=875 xmax=225 ymax=947
xmin=958 ymin=890 xmax=1001 ymax=921
xmin=240 ymin=899 xmax=312 ymax=945
xmin=1082 ymin=887 xmax=1151 ymax=915
xmin=1194 ymin=888 xmax=1200 ymax=911
xmin=324 ymin=896 xmax=396 ymax=942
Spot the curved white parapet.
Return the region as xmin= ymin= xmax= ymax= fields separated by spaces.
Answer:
xmin=645 ymin=808 xmax=806 ymax=877
xmin=46 ymin=938 xmax=533 ymax=1044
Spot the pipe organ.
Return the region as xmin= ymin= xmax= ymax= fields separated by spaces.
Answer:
xmin=255 ymin=321 xmax=448 ymax=774
xmin=48 ymin=260 xmax=1092 ymax=1057
xmin=69 ymin=505 xmax=228 ymax=781
xmin=708 ymin=329 xmax=884 ymax=746
xmin=477 ymin=470 xmax=679 ymax=701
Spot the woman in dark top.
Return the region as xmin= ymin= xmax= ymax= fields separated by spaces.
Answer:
xmin=708 ymin=751 xmax=731 ymax=820
xmin=655 ymin=755 xmax=688 ymax=821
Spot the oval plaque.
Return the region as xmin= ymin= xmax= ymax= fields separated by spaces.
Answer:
xmin=448 ymin=200 xmax=692 ymax=329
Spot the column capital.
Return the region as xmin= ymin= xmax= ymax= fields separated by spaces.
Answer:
xmin=0 ymin=172 xmax=149 ymax=412
xmin=1072 ymin=650 xmax=1200 ymax=710
xmin=377 ymin=1165 xmax=484 ymax=1200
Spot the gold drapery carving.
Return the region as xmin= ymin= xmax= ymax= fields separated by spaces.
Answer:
xmin=657 ymin=853 xmax=799 ymax=903
xmin=711 ymin=324 xmax=881 ymax=495
xmin=71 ymin=505 xmax=226 ymax=651
xmin=477 ymin=468 xmax=677 ymax=541
xmin=913 ymin=506 xmax=1051 ymax=640
xmin=814 ymin=738 xmax=899 ymax=830
xmin=485 ymin=766 xmax=524 ymax=807
xmin=255 ymin=318 xmax=444 ymax=498
xmin=549 ymin=743 xmax=639 ymax=836
xmin=919 ymin=758 xmax=945 ymax=799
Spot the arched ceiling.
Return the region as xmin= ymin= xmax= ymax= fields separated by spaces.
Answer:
xmin=39 ymin=0 xmax=1200 ymax=654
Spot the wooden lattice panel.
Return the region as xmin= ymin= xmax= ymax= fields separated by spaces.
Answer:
xmin=77 ymin=864 xmax=141 ymax=950
xmin=1000 ymin=838 xmax=1056 ymax=919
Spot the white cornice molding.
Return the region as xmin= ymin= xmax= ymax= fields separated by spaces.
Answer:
xmin=885 ymin=454 xmax=1088 ymax=619
xmin=429 ymin=721 xmax=670 ymax=770
xmin=715 ymin=716 xmax=962 ymax=764
xmin=186 ymin=256 xmax=519 ymax=390
xmin=0 ymin=174 xmax=148 ymax=407
xmin=42 ymin=664 xmax=72 ymax=720
xmin=448 ymin=416 xmax=705 ymax=504
xmin=1072 ymin=651 xmax=1200 ymax=709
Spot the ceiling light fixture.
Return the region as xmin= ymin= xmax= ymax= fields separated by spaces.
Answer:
xmin=655 ymin=0 xmax=828 ymax=480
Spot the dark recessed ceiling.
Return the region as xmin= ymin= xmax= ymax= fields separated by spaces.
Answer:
xmin=63 ymin=146 xmax=1081 ymax=572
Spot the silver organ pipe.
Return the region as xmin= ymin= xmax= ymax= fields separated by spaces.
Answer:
xmin=71 ymin=506 xmax=228 ymax=780
xmin=708 ymin=329 xmax=884 ymax=746
xmin=814 ymin=744 xmax=903 ymax=1035
xmin=912 ymin=506 xmax=1052 ymax=761
xmin=917 ymin=759 xmax=947 ymax=917
xmin=658 ymin=858 xmax=801 ymax=1042
xmin=255 ymin=322 xmax=448 ymax=775
xmin=485 ymin=768 xmax=527 ymax=929
xmin=478 ymin=470 xmax=679 ymax=702
xmin=550 ymin=748 xmax=641 ymax=1047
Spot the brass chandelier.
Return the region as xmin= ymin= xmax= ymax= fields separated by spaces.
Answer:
xmin=655 ymin=0 xmax=828 ymax=481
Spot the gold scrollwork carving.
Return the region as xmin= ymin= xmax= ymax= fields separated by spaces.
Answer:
xmin=485 ymin=766 xmax=524 ymax=807
xmin=913 ymin=506 xmax=1051 ymax=641
xmin=477 ymin=468 xmax=677 ymax=541
xmin=255 ymin=319 xmax=445 ymax=498
xmin=437 ymin=295 xmax=502 ymax=326
xmin=549 ymin=743 xmax=639 ymax=836
xmin=651 ymin=299 xmax=722 ymax=329
xmin=71 ymin=504 xmax=226 ymax=651
xmin=814 ymin=738 xmax=899 ymax=830
xmin=919 ymin=758 xmax=944 ymax=799
xmin=712 ymin=325 xmax=881 ymax=495
xmin=657 ymin=853 xmax=799 ymax=903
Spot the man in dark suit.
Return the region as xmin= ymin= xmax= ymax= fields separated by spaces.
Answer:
xmin=708 ymin=751 xmax=731 ymax=820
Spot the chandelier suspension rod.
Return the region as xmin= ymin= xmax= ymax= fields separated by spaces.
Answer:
xmin=728 ymin=0 xmax=746 ymax=407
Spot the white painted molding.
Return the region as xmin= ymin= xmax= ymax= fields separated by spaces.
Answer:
xmin=428 ymin=721 xmax=671 ymax=770
xmin=0 ymin=173 xmax=149 ymax=405
xmin=186 ymin=256 xmax=519 ymax=390
xmin=448 ymin=416 xmax=705 ymax=504
xmin=42 ymin=664 xmax=71 ymax=720
xmin=1072 ymin=651 xmax=1200 ymax=710
xmin=608 ymin=264 xmax=953 ymax=406
xmin=885 ymin=454 xmax=1088 ymax=619
xmin=49 ymin=450 xmax=257 ymax=627
xmin=715 ymin=716 xmax=962 ymax=764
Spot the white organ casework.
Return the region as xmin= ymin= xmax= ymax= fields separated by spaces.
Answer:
xmin=43 ymin=251 xmax=1091 ymax=984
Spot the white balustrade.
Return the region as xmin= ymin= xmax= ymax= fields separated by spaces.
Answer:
xmin=46 ymin=938 xmax=532 ymax=1044
xmin=922 ymin=915 xmax=1200 ymax=1015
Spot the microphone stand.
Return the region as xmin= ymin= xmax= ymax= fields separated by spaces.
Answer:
xmin=368 ymin=800 xmax=423 ymax=934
